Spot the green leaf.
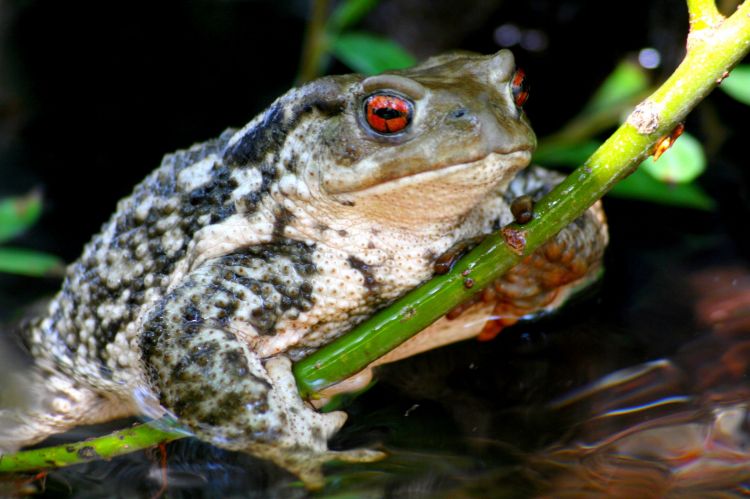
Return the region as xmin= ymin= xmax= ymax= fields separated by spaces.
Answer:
xmin=0 ymin=191 xmax=42 ymax=244
xmin=533 ymin=140 xmax=601 ymax=167
xmin=609 ymin=168 xmax=715 ymax=210
xmin=328 ymin=0 xmax=379 ymax=33
xmin=720 ymin=64 xmax=750 ymax=105
xmin=0 ymin=247 xmax=65 ymax=277
xmin=583 ymin=60 xmax=650 ymax=114
xmin=640 ymin=131 xmax=706 ymax=184
xmin=331 ymin=32 xmax=415 ymax=75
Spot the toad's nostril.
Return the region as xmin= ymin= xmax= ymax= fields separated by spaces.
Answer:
xmin=450 ymin=108 xmax=468 ymax=119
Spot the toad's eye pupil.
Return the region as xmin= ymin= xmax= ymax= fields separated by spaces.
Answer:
xmin=374 ymin=107 xmax=402 ymax=120
xmin=511 ymin=69 xmax=529 ymax=108
xmin=365 ymin=94 xmax=412 ymax=134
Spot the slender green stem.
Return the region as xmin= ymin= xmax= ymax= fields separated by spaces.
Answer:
xmin=2 ymin=0 xmax=750 ymax=477
xmin=0 ymin=421 xmax=183 ymax=473
xmin=296 ymin=0 xmax=331 ymax=84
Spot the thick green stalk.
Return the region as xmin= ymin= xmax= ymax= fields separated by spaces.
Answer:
xmin=2 ymin=0 xmax=749 ymax=476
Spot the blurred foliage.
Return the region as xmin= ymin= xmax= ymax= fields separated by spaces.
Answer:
xmin=641 ymin=131 xmax=706 ymax=184
xmin=611 ymin=168 xmax=715 ymax=210
xmin=0 ymin=192 xmax=42 ymax=243
xmin=0 ymin=192 xmax=65 ymax=277
xmin=305 ymin=0 xmax=415 ymax=78
xmin=720 ymin=64 xmax=750 ymax=105
xmin=583 ymin=60 xmax=650 ymax=115
xmin=326 ymin=0 xmax=379 ymax=33
xmin=532 ymin=140 xmax=601 ymax=167
xmin=331 ymin=32 xmax=415 ymax=75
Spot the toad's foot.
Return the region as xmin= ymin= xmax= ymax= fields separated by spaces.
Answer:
xmin=253 ymin=356 xmax=385 ymax=489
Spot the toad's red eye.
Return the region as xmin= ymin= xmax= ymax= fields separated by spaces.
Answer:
xmin=511 ymin=69 xmax=529 ymax=108
xmin=364 ymin=94 xmax=413 ymax=134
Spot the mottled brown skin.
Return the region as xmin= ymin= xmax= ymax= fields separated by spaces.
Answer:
xmin=0 ymin=50 xmax=606 ymax=486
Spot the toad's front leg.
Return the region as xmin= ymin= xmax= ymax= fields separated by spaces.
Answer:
xmin=138 ymin=247 xmax=380 ymax=487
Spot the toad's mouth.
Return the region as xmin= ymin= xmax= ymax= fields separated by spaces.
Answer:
xmin=325 ymin=147 xmax=533 ymax=196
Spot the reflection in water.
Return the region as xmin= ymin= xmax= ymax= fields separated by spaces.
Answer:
xmin=531 ymin=266 xmax=750 ymax=497
xmin=535 ymin=369 xmax=750 ymax=496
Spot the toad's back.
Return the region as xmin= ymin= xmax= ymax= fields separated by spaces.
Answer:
xmin=24 ymin=132 xmax=238 ymax=386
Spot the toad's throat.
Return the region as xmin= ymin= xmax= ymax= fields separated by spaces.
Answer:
xmin=328 ymin=147 xmax=533 ymax=196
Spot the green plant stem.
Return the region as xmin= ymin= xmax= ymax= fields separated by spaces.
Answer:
xmin=2 ymin=0 xmax=750 ymax=477
xmin=296 ymin=0 xmax=331 ymax=84
xmin=0 ymin=422 xmax=183 ymax=473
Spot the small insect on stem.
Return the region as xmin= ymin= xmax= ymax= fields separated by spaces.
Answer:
xmin=651 ymin=122 xmax=685 ymax=161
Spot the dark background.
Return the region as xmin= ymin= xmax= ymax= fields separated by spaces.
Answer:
xmin=1 ymin=0 xmax=749 ymax=496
